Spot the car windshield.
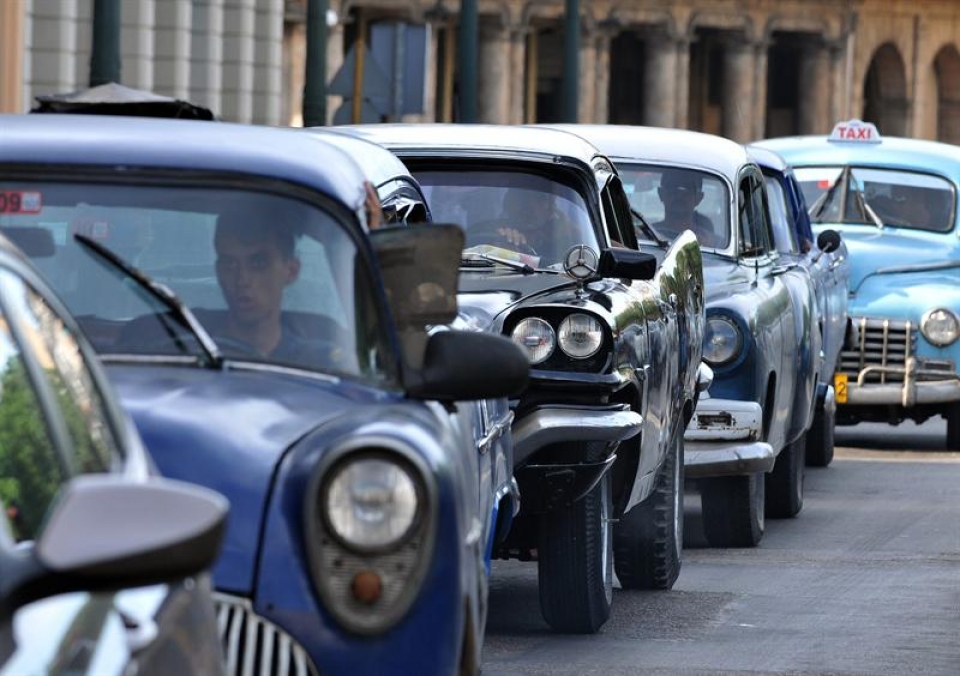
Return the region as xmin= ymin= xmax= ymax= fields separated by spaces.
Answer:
xmin=414 ymin=169 xmax=598 ymax=268
xmin=794 ymin=166 xmax=956 ymax=233
xmin=0 ymin=182 xmax=397 ymax=384
xmin=615 ymin=164 xmax=731 ymax=249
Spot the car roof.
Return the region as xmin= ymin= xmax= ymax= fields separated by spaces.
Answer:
xmin=745 ymin=144 xmax=789 ymax=173
xmin=0 ymin=114 xmax=368 ymax=209
xmin=302 ymin=127 xmax=417 ymax=187
xmin=753 ymin=134 xmax=960 ymax=178
xmin=332 ymin=123 xmax=605 ymax=167
xmin=544 ymin=124 xmax=750 ymax=179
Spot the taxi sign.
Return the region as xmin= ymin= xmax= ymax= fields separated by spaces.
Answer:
xmin=828 ymin=119 xmax=882 ymax=144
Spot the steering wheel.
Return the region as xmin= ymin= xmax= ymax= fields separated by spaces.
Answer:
xmin=466 ymin=219 xmax=539 ymax=256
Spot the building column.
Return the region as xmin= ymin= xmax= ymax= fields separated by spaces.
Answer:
xmin=828 ymin=39 xmax=846 ymax=126
xmin=221 ymin=0 xmax=256 ymax=122
xmin=122 ymin=0 xmax=155 ymax=90
xmin=722 ymin=37 xmax=756 ymax=143
xmin=644 ymin=32 xmax=678 ymax=128
xmin=506 ymin=26 xmax=527 ymax=124
xmin=252 ymin=0 xmax=283 ymax=124
xmin=190 ymin=0 xmax=224 ymax=115
xmin=29 ymin=0 xmax=79 ymax=97
xmin=798 ymin=38 xmax=831 ymax=134
xmin=594 ymin=27 xmax=613 ymax=123
xmin=155 ymin=0 xmax=192 ymax=99
xmin=1 ymin=0 xmax=25 ymax=112
xmin=577 ymin=25 xmax=596 ymax=123
xmin=752 ymin=39 xmax=769 ymax=140
xmin=674 ymin=36 xmax=691 ymax=129
xmin=478 ymin=18 xmax=510 ymax=123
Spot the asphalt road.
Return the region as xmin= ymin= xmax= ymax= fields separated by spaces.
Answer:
xmin=481 ymin=420 xmax=960 ymax=675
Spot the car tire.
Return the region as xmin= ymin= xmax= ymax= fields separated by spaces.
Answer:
xmin=613 ymin=432 xmax=684 ymax=590
xmin=537 ymin=443 xmax=613 ymax=634
xmin=947 ymin=403 xmax=960 ymax=451
xmin=765 ymin=434 xmax=806 ymax=518
xmin=700 ymin=470 xmax=765 ymax=547
xmin=805 ymin=401 xmax=835 ymax=467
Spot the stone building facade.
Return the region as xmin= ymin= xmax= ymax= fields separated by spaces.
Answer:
xmin=2 ymin=0 xmax=960 ymax=143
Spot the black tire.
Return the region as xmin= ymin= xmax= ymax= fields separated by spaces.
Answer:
xmin=765 ymin=434 xmax=806 ymax=518
xmin=537 ymin=444 xmax=613 ymax=634
xmin=806 ymin=401 xmax=835 ymax=467
xmin=947 ymin=403 xmax=960 ymax=451
xmin=700 ymin=471 xmax=765 ymax=548
xmin=613 ymin=432 xmax=684 ymax=590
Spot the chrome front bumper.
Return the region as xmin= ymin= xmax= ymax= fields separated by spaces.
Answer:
xmin=844 ymin=358 xmax=960 ymax=407
xmin=685 ymin=440 xmax=776 ymax=478
xmin=512 ymin=404 xmax=643 ymax=465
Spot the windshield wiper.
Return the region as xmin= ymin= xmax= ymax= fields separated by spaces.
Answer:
xmin=851 ymin=190 xmax=885 ymax=229
xmin=74 ymin=234 xmax=224 ymax=368
xmin=809 ymin=169 xmax=848 ymax=222
xmin=461 ymin=250 xmax=552 ymax=275
xmin=631 ymin=208 xmax=668 ymax=246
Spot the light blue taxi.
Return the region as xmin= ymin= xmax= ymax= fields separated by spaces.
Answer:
xmin=756 ymin=119 xmax=960 ymax=450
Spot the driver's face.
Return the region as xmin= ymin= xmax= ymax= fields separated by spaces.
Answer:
xmin=215 ymin=232 xmax=299 ymax=327
xmin=659 ymin=184 xmax=702 ymax=211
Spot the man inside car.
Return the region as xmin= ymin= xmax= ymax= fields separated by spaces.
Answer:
xmin=654 ymin=170 xmax=718 ymax=245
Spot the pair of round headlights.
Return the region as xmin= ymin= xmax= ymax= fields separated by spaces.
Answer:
xmin=510 ymin=314 xmax=604 ymax=364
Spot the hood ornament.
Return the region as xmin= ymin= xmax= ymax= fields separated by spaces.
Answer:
xmin=563 ymin=245 xmax=599 ymax=296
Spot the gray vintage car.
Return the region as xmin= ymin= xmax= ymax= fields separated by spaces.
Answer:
xmin=335 ymin=123 xmax=706 ymax=633
xmin=566 ymin=125 xmax=821 ymax=548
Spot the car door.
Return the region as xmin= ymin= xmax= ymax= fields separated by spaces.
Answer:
xmin=0 ymin=266 xmax=224 ymax=676
xmin=737 ymin=167 xmax=796 ymax=451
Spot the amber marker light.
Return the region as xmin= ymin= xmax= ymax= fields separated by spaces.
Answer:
xmin=351 ymin=570 xmax=383 ymax=604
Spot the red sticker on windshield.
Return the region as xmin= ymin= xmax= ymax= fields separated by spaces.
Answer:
xmin=0 ymin=191 xmax=42 ymax=214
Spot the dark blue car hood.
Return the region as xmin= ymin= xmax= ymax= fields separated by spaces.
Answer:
xmin=105 ymin=363 xmax=396 ymax=593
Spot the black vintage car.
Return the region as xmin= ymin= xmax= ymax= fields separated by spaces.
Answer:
xmin=336 ymin=124 xmax=706 ymax=634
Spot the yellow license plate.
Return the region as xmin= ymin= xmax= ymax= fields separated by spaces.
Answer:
xmin=834 ymin=374 xmax=848 ymax=404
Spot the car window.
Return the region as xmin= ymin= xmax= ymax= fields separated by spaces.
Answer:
xmin=616 ymin=164 xmax=730 ymax=249
xmin=763 ymin=173 xmax=799 ymax=254
xmin=794 ymin=166 xmax=956 ymax=232
xmin=739 ymin=172 xmax=772 ymax=257
xmin=415 ymin=169 xmax=599 ymax=267
xmin=0 ymin=182 xmax=398 ymax=385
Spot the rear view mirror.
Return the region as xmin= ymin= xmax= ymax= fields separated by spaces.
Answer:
xmin=599 ymin=248 xmax=658 ymax=280
xmin=371 ymin=224 xmax=463 ymax=329
xmin=817 ymin=229 xmax=842 ymax=253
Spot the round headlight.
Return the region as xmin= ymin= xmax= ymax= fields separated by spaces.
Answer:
xmin=703 ymin=316 xmax=742 ymax=366
xmin=324 ymin=456 xmax=420 ymax=552
xmin=511 ymin=317 xmax=556 ymax=364
xmin=921 ymin=308 xmax=960 ymax=346
xmin=558 ymin=313 xmax=604 ymax=358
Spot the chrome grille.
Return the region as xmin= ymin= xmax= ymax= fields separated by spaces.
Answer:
xmin=839 ymin=317 xmax=915 ymax=383
xmin=213 ymin=592 xmax=318 ymax=676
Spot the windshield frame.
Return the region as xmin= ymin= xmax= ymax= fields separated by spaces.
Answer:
xmin=0 ymin=165 xmax=404 ymax=387
xmin=794 ymin=164 xmax=958 ymax=234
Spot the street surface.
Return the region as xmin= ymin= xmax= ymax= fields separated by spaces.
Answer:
xmin=482 ymin=420 xmax=960 ymax=675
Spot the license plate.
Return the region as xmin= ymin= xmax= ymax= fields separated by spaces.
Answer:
xmin=834 ymin=373 xmax=848 ymax=404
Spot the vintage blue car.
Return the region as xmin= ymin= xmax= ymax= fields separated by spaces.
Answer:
xmin=568 ymin=124 xmax=821 ymax=547
xmin=0 ymin=231 xmax=227 ymax=675
xmin=747 ymin=145 xmax=850 ymax=467
xmin=336 ymin=123 xmax=706 ymax=633
xmin=0 ymin=114 xmax=530 ymax=676
xmin=757 ymin=119 xmax=960 ymax=451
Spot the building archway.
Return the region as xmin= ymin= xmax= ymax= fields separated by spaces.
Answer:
xmin=863 ymin=43 xmax=908 ymax=136
xmin=934 ymin=45 xmax=960 ymax=143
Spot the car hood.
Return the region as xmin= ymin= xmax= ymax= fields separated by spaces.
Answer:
xmin=823 ymin=227 xmax=960 ymax=293
xmin=457 ymin=270 xmax=581 ymax=329
xmin=105 ymin=364 xmax=395 ymax=594
xmin=849 ymin=268 xmax=960 ymax=322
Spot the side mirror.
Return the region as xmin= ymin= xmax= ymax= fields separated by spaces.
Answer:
xmin=598 ymin=248 xmax=658 ymax=281
xmin=817 ymin=229 xmax=842 ymax=253
xmin=0 ymin=475 xmax=227 ymax=612
xmin=407 ymin=330 xmax=529 ymax=402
